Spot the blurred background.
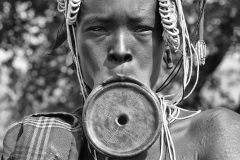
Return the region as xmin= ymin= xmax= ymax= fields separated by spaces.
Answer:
xmin=0 ymin=0 xmax=239 ymax=154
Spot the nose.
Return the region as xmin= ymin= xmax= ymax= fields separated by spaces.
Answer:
xmin=108 ymin=31 xmax=133 ymax=63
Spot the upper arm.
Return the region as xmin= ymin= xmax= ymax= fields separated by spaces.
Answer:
xmin=1 ymin=122 xmax=23 ymax=160
xmin=199 ymin=107 xmax=240 ymax=160
xmin=1 ymin=112 xmax=84 ymax=160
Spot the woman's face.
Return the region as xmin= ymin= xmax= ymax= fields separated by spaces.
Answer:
xmin=76 ymin=0 xmax=164 ymax=91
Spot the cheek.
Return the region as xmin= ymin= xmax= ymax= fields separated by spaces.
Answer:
xmin=152 ymin=41 xmax=164 ymax=66
xmin=133 ymin=39 xmax=154 ymax=69
xmin=150 ymin=40 xmax=164 ymax=89
xmin=135 ymin=36 xmax=163 ymax=70
xmin=152 ymin=32 xmax=164 ymax=67
xmin=77 ymin=39 xmax=107 ymax=87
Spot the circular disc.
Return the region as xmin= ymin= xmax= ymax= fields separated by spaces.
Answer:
xmin=82 ymin=82 xmax=162 ymax=158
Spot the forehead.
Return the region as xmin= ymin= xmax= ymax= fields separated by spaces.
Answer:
xmin=80 ymin=0 xmax=158 ymax=21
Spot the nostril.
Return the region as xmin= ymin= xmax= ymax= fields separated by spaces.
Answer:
xmin=108 ymin=53 xmax=133 ymax=63
xmin=123 ymin=54 xmax=133 ymax=62
xmin=108 ymin=54 xmax=118 ymax=62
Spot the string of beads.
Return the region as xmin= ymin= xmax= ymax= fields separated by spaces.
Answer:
xmin=159 ymin=0 xmax=180 ymax=50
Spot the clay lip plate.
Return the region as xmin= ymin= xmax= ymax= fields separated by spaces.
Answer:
xmin=82 ymin=79 xmax=162 ymax=158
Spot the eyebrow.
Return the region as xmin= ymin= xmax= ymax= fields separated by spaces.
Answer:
xmin=82 ymin=15 xmax=114 ymax=25
xmin=129 ymin=16 xmax=153 ymax=23
xmin=82 ymin=15 xmax=155 ymax=25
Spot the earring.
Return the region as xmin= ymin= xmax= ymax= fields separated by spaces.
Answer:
xmin=163 ymin=45 xmax=174 ymax=69
xmin=196 ymin=40 xmax=206 ymax=65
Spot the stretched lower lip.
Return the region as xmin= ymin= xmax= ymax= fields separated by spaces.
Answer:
xmin=102 ymin=76 xmax=144 ymax=87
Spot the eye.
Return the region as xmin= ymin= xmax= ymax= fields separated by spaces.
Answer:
xmin=134 ymin=26 xmax=153 ymax=33
xmin=87 ymin=26 xmax=107 ymax=32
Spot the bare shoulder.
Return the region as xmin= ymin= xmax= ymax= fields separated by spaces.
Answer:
xmin=190 ymin=107 xmax=240 ymax=160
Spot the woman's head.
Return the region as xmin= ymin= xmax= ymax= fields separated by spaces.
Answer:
xmin=56 ymin=0 xmax=202 ymax=104
xmin=75 ymin=0 xmax=165 ymax=91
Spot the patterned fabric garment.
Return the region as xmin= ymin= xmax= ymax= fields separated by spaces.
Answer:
xmin=1 ymin=110 xmax=87 ymax=160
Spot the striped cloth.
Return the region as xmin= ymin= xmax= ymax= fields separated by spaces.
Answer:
xmin=1 ymin=111 xmax=85 ymax=160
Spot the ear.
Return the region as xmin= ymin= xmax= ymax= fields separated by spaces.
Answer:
xmin=49 ymin=19 xmax=67 ymax=55
xmin=163 ymin=45 xmax=174 ymax=69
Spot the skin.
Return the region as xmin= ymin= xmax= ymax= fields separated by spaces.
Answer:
xmin=75 ymin=0 xmax=240 ymax=159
